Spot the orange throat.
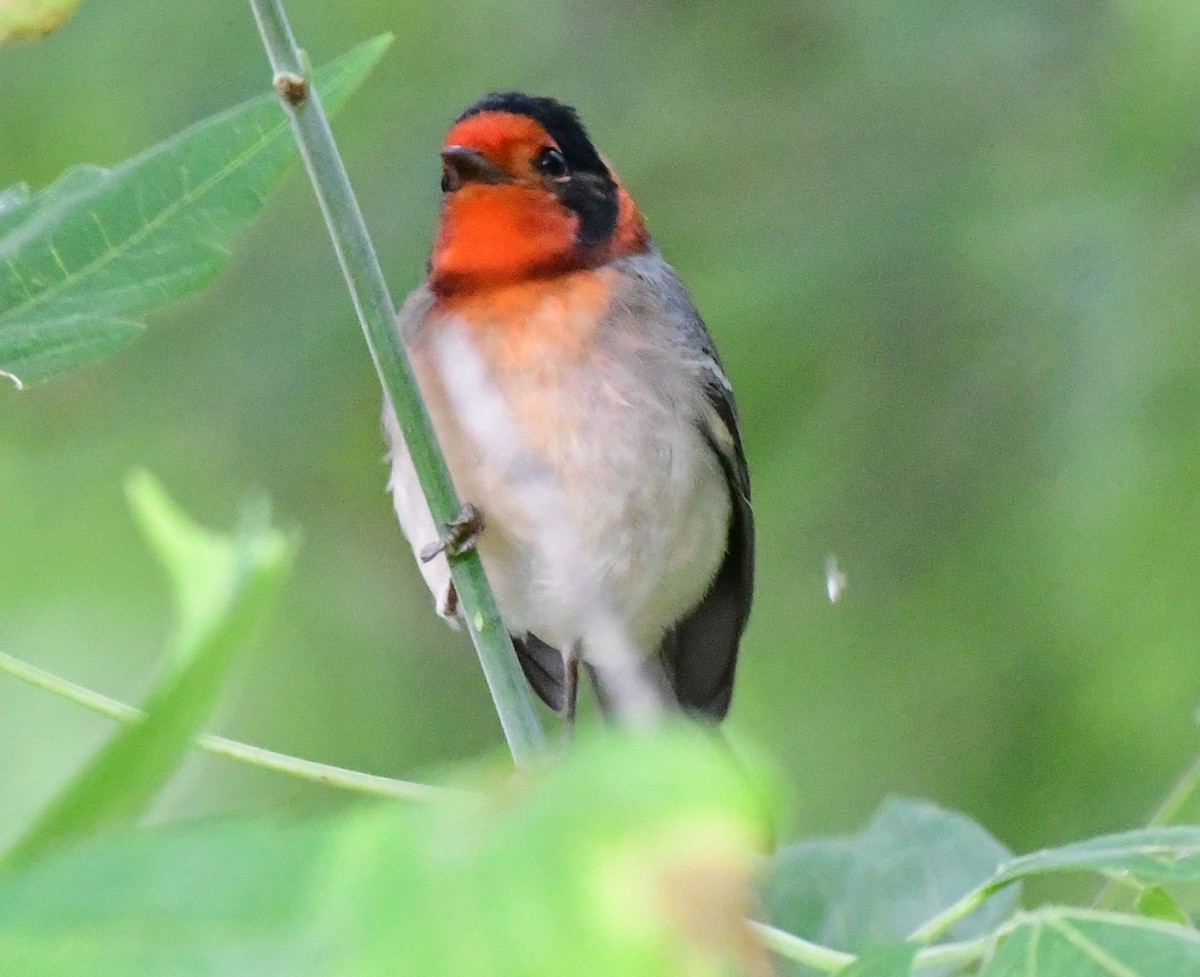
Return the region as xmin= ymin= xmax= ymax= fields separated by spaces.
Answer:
xmin=430 ymin=185 xmax=580 ymax=294
xmin=430 ymin=267 xmax=616 ymax=369
xmin=429 ymin=184 xmax=649 ymax=298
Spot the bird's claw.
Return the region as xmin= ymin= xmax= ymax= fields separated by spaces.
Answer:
xmin=421 ymin=503 xmax=485 ymax=563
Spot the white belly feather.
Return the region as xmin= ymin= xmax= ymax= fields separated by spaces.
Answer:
xmin=386 ymin=281 xmax=730 ymax=669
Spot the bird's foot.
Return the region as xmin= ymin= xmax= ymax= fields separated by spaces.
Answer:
xmin=436 ymin=581 xmax=459 ymax=620
xmin=421 ymin=503 xmax=485 ymax=563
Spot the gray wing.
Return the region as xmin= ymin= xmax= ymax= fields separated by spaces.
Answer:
xmin=511 ymin=632 xmax=570 ymax=714
xmin=613 ymin=251 xmax=754 ymax=719
xmin=661 ymin=359 xmax=754 ymax=719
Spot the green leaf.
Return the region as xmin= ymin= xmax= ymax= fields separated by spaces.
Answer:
xmin=0 ymin=34 xmax=392 ymax=386
xmin=0 ymin=316 xmax=144 ymax=390
xmin=0 ymin=473 xmax=294 ymax=873
xmin=0 ymin=167 xmax=109 ymax=238
xmin=0 ymin=182 xmax=32 ymax=235
xmin=0 ymin=815 xmax=338 ymax=974
xmin=981 ymin=908 xmax=1200 ymax=976
xmin=0 ymin=0 xmax=84 ymax=43
xmin=766 ymin=797 xmax=1017 ymax=971
xmin=0 ymin=726 xmax=778 ymax=976
xmin=832 ymin=944 xmax=916 ymax=977
xmin=989 ymin=827 xmax=1200 ymax=890
xmin=127 ymin=470 xmax=263 ymax=660
xmin=1137 ymin=886 xmax=1192 ymax=927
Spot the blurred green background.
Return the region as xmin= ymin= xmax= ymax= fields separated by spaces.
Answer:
xmin=2 ymin=0 xmax=1199 ymax=855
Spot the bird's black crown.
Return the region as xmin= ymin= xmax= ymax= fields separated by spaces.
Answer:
xmin=456 ymin=93 xmax=609 ymax=179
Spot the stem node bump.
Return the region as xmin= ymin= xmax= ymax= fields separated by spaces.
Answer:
xmin=273 ymin=71 xmax=308 ymax=105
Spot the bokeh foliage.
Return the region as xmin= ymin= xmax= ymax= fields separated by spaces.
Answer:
xmin=2 ymin=0 xmax=1200 ymax=860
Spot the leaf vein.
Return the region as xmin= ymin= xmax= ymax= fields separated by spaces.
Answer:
xmin=13 ymin=111 xmax=290 ymax=318
xmin=1050 ymin=918 xmax=1141 ymax=977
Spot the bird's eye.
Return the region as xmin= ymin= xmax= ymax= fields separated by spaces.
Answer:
xmin=535 ymin=147 xmax=569 ymax=180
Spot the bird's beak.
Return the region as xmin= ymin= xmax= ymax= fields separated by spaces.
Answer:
xmin=440 ymin=146 xmax=511 ymax=191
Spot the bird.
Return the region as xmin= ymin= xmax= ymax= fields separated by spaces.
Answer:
xmin=384 ymin=92 xmax=753 ymax=724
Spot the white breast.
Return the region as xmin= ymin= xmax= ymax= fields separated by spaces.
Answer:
xmin=420 ymin=314 xmax=720 ymax=662
xmin=389 ymin=285 xmax=730 ymax=670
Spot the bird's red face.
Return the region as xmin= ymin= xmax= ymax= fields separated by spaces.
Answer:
xmin=429 ymin=96 xmax=648 ymax=297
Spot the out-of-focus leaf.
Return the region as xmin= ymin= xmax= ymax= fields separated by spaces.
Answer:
xmin=0 ymin=0 xmax=83 ymax=43
xmin=0 ymin=183 xmax=32 ymax=234
xmin=980 ymin=908 xmax=1200 ymax=976
xmin=0 ymin=34 xmax=392 ymax=386
xmin=0 ymin=725 xmax=779 ymax=976
xmin=0 ymin=316 xmax=143 ymax=390
xmin=0 ymin=473 xmax=294 ymax=873
xmin=831 ymin=944 xmax=916 ymax=977
xmin=766 ymin=797 xmax=1017 ymax=973
xmin=0 ymin=815 xmax=336 ymax=974
xmin=988 ymin=826 xmax=1200 ymax=889
xmin=1137 ymin=886 xmax=1192 ymax=927
xmin=0 ymin=167 xmax=108 ymax=245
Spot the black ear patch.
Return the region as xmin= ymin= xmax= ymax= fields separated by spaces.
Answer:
xmin=457 ymin=92 xmax=619 ymax=248
xmin=560 ymin=171 xmax=619 ymax=247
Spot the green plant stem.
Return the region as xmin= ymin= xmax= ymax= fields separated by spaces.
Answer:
xmin=907 ymin=884 xmax=993 ymax=945
xmin=0 ymin=650 xmax=444 ymax=802
xmin=1147 ymin=750 xmax=1200 ymax=828
xmin=751 ymin=921 xmax=991 ymax=974
xmin=913 ymin=936 xmax=990 ymax=971
xmin=245 ymin=1 xmax=546 ymax=767
xmin=1093 ymin=743 xmax=1200 ymax=908
xmin=749 ymin=922 xmax=854 ymax=972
